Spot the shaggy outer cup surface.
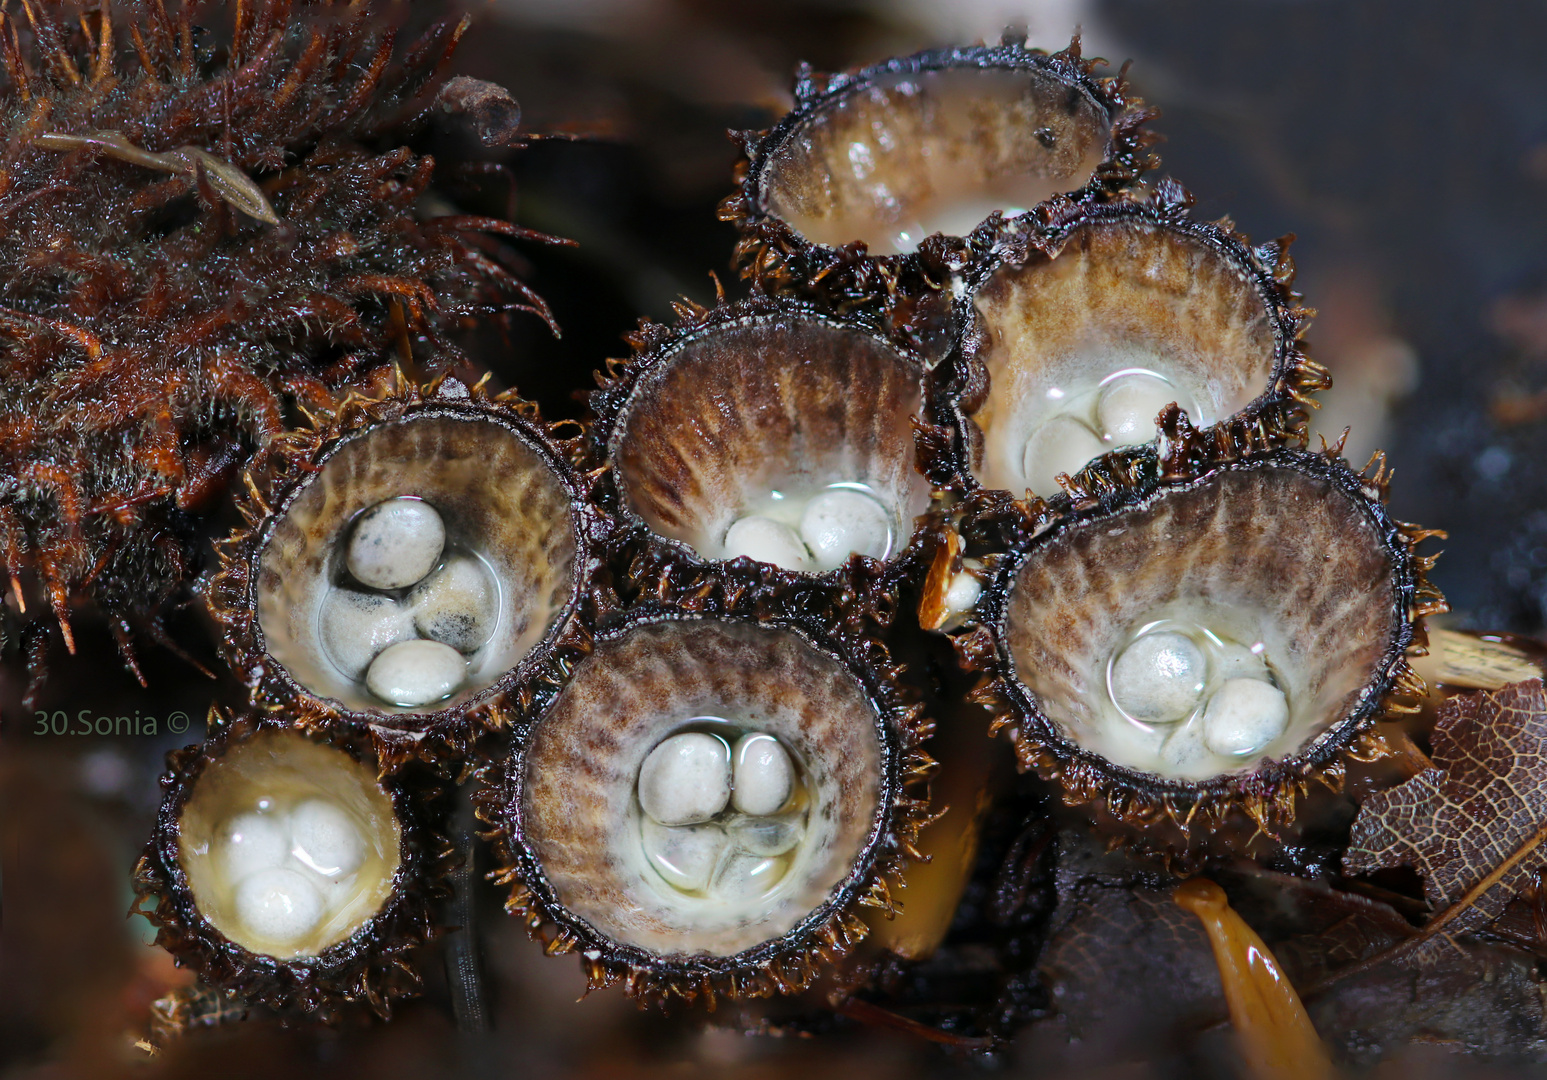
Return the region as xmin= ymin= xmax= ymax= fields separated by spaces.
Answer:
xmin=521 ymin=618 xmax=886 ymax=959
xmin=255 ymin=411 xmax=578 ymax=716
xmin=607 ymin=313 xmax=930 ymax=569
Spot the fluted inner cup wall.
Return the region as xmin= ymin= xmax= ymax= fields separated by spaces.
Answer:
xmin=968 ymin=219 xmax=1278 ymax=495
xmin=1003 ymin=465 xmax=1399 ymax=782
xmin=609 ymin=318 xmax=930 ymax=574
xmin=761 ymin=66 xmax=1111 ymax=255
xmin=521 ymin=618 xmax=885 ymax=958
xmin=255 ymin=412 xmax=577 ymax=715
xmin=177 ymin=730 xmax=401 ymax=959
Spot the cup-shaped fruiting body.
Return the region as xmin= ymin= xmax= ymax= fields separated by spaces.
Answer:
xmin=209 ymin=374 xmax=607 ymax=762
xmin=722 ymin=35 xmax=1154 ymax=313
xmin=954 ymin=443 xmax=1444 ymax=847
xmin=592 ymin=298 xmax=931 ymax=588
xmin=924 ymin=185 xmax=1327 ymax=499
xmin=132 ymin=712 xmax=453 ymax=1018
xmin=478 ymin=601 xmax=935 ymax=1005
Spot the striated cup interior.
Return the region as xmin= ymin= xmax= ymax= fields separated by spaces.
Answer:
xmin=177 ymin=729 xmax=401 ymax=959
xmin=609 ymin=316 xmax=930 ymax=573
xmin=969 ymin=218 xmax=1279 ymax=495
xmin=1002 ymin=465 xmax=1400 ymax=783
xmin=760 ymin=65 xmax=1111 ymax=256
xmin=255 ymin=412 xmax=577 ymax=717
xmin=521 ymin=618 xmax=886 ymax=959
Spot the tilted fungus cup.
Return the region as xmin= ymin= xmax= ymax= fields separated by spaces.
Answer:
xmin=955 ymin=444 xmax=1444 ymax=847
xmin=592 ymin=298 xmax=932 ymax=589
xmin=721 ymin=36 xmax=1155 ymax=322
xmin=132 ymin=712 xmax=454 ymax=1018
xmin=925 ymin=185 xmax=1327 ymax=501
xmin=478 ymin=603 xmax=935 ymax=1005
xmin=209 ymin=375 xmax=607 ymax=763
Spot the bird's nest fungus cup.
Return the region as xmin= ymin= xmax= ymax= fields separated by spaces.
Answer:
xmin=593 ymin=299 xmax=933 ymax=589
xmin=723 ymin=36 xmax=1155 ymax=309
xmin=210 ymin=377 xmax=607 ymax=761
xmin=479 ymin=605 xmax=936 ymax=1004
xmin=927 ymin=187 xmax=1327 ymax=500
xmin=958 ymin=445 xmax=1445 ymax=849
xmin=133 ymin=713 xmax=453 ymax=1018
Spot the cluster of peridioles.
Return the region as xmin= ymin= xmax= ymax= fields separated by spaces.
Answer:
xmin=133 ymin=33 xmax=1446 ymax=1030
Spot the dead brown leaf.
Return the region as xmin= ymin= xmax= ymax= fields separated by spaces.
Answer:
xmin=1344 ymin=678 xmax=1547 ymax=963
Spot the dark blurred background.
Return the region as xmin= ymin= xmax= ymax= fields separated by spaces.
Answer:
xmin=5 ymin=1 xmax=1547 ymax=1077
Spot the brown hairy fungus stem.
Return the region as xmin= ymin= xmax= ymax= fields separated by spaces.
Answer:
xmin=1174 ymin=878 xmax=1336 ymax=1080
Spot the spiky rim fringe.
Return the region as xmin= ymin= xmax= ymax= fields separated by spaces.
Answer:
xmin=206 ymin=369 xmax=614 ymax=772
xmin=588 ymin=292 xmax=940 ymax=635
xmin=473 ymin=586 xmax=940 ymax=1008
xmin=946 ymin=431 xmax=1447 ymax=848
xmin=917 ymin=179 xmax=1330 ymax=498
xmin=718 ymin=33 xmax=1159 ymax=310
xmin=130 ymin=708 xmax=458 ymax=1022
